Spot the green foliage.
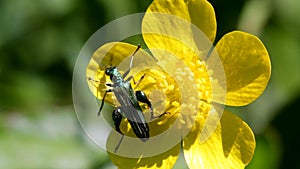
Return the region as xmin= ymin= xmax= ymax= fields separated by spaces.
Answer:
xmin=0 ymin=0 xmax=299 ymax=168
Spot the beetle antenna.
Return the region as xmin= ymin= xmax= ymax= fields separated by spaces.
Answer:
xmin=129 ymin=44 xmax=141 ymax=69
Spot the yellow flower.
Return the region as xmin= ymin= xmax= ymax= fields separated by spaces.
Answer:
xmin=86 ymin=0 xmax=271 ymax=168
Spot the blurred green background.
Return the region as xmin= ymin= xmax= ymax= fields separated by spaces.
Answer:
xmin=1 ymin=0 xmax=299 ymax=168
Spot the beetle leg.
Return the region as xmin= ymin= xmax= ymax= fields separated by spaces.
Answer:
xmin=136 ymin=90 xmax=170 ymax=119
xmin=114 ymin=135 xmax=124 ymax=153
xmin=124 ymin=76 xmax=133 ymax=83
xmin=88 ymin=77 xmax=113 ymax=116
xmin=98 ymin=89 xmax=112 ymax=116
xmin=133 ymin=74 xmax=145 ymax=85
xmin=112 ymin=108 xmax=125 ymax=153
xmin=135 ymin=91 xmax=154 ymax=119
xmin=122 ymin=44 xmax=141 ymax=79
xmin=125 ymin=74 xmax=146 ymax=90
xmin=112 ymin=108 xmax=123 ymax=134
xmin=105 ymin=82 xmax=113 ymax=87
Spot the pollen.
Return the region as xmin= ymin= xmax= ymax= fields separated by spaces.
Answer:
xmin=146 ymin=76 xmax=156 ymax=83
xmin=171 ymin=101 xmax=180 ymax=107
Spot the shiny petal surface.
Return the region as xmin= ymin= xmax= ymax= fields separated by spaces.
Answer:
xmin=142 ymin=0 xmax=216 ymax=60
xmin=183 ymin=110 xmax=256 ymax=169
xmin=214 ymin=31 xmax=271 ymax=106
xmin=107 ymin=131 xmax=180 ymax=169
xmin=144 ymin=0 xmax=216 ymax=42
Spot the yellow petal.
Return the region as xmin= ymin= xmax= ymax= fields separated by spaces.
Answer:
xmin=186 ymin=0 xmax=217 ymax=42
xmin=86 ymin=42 xmax=156 ymax=105
xmin=183 ymin=110 xmax=256 ymax=169
xmin=142 ymin=0 xmax=219 ymax=109
xmin=143 ymin=0 xmax=216 ymax=42
xmin=214 ymin=31 xmax=271 ymax=106
xmin=142 ymin=0 xmax=216 ymax=59
xmin=107 ymin=131 xmax=180 ymax=169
